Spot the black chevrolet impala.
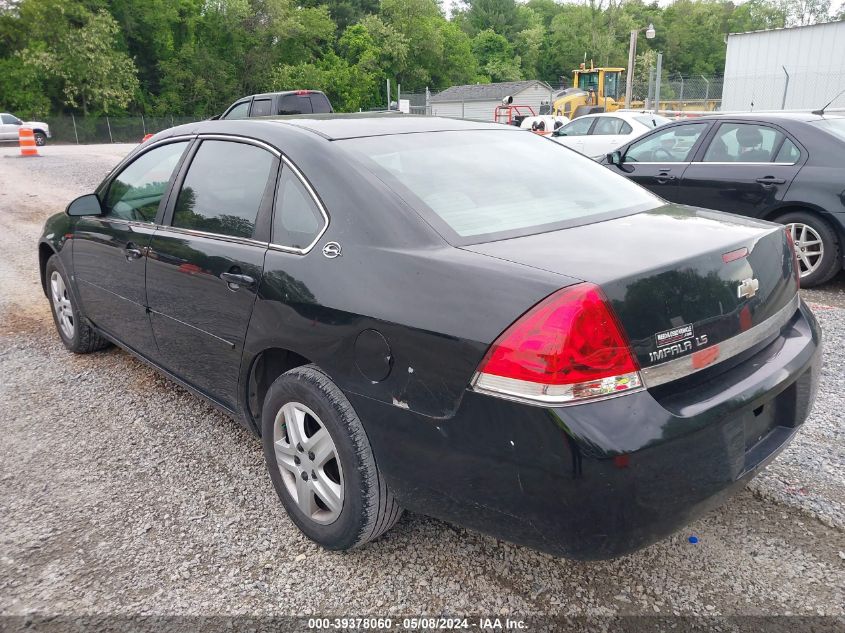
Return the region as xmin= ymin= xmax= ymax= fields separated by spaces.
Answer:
xmin=38 ymin=114 xmax=821 ymax=559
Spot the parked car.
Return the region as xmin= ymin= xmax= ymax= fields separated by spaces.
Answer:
xmin=602 ymin=112 xmax=845 ymax=287
xmin=551 ymin=111 xmax=670 ymax=159
xmin=0 ymin=112 xmax=51 ymax=145
xmin=39 ymin=114 xmax=820 ymax=560
xmin=220 ymin=90 xmax=333 ymax=119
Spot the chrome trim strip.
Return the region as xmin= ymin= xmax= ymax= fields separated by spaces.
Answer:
xmin=266 ymin=156 xmax=330 ymax=256
xmin=641 ymin=292 xmax=801 ymax=388
xmin=197 ymin=133 xmax=281 ymax=158
xmin=688 ymin=161 xmax=797 ymax=166
xmin=152 ymin=224 xmax=269 ymax=248
xmin=469 ymin=372 xmax=645 ymax=408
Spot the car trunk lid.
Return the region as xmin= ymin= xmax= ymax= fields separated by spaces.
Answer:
xmin=462 ymin=204 xmax=799 ymax=374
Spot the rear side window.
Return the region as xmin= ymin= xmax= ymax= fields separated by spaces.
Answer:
xmin=309 ymin=93 xmax=332 ymax=113
xmin=703 ymin=123 xmax=784 ymax=163
xmin=251 ymin=99 xmax=272 ymax=117
xmin=593 ymin=117 xmax=629 ymax=135
xmin=272 ymin=167 xmax=325 ymax=250
xmin=341 ymin=130 xmax=659 ymax=242
xmin=223 ymin=101 xmax=250 ymax=120
xmin=775 ymin=138 xmax=801 ymax=163
xmin=105 ymin=141 xmax=188 ymax=222
xmin=278 ymin=95 xmax=313 ymax=115
xmin=172 ymin=140 xmax=275 ymax=239
xmin=625 ymin=123 xmax=707 ymax=162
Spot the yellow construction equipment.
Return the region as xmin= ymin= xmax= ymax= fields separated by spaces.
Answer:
xmin=551 ymin=62 xmax=720 ymax=119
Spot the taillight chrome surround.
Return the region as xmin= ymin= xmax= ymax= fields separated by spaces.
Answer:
xmin=471 ymin=370 xmax=644 ymax=407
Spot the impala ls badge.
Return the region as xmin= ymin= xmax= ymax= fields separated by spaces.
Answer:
xmin=737 ymin=277 xmax=759 ymax=299
xmin=322 ymin=241 xmax=342 ymax=259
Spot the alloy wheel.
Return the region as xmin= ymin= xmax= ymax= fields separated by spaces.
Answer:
xmin=787 ymin=222 xmax=824 ymax=278
xmin=273 ymin=401 xmax=344 ymax=525
xmin=50 ymin=270 xmax=75 ymax=339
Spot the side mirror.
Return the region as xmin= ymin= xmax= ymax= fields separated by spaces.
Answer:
xmin=607 ymin=150 xmax=623 ymax=166
xmin=66 ymin=193 xmax=103 ymax=217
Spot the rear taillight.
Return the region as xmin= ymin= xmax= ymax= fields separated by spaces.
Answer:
xmin=472 ymin=283 xmax=643 ymax=406
xmin=784 ymin=227 xmax=801 ymax=288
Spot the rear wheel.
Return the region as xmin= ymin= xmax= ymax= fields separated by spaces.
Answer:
xmin=46 ymin=256 xmax=110 ymax=353
xmin=261 ymin=365 xmax=402 ymax=550
xmin=774 ymin=211 xmax=841 ymax=287
xmin=33 ymin=132 xmax=47 ymax=146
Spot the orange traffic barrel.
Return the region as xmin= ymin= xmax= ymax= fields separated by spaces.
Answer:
xmin=19 ymin=127 xmax=39 ymax=157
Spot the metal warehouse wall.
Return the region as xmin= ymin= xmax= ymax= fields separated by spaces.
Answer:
xmin=432 ymin=83 xmax=553 ymax=121
xmin=722 ymin=20 xmax=845 ymax=111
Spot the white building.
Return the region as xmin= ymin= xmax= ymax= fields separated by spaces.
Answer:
xmin=429 ymin=80 xmax=554 ymax=120
xmin=722 ymin=20 xmax=845 ymax=111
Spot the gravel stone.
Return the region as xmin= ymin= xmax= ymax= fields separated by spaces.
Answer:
xmin=1 ymin=144 xmax=844 ymax=618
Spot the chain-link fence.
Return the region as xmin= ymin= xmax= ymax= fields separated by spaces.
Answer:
xmin=43 ymin=115 xmax=207 ymax=144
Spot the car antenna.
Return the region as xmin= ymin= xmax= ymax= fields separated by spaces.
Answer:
xmin=812 ymin=87 xmax=845 ymax=116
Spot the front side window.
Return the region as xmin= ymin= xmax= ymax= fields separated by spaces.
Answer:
xmin=341 ymin=130 xmax=660 ymax=242
xmin=172 ymin=140 xmax=275 ymax=239
xmin=272 ymin=167 xmax=325 ymax=250
xmin=2 ymin=114 xmax=21 ymax=124
xmin=251 ymin=99 xmax=272 ymax=117
xmin=104 ymin=141 xmax=189 ymax=222
xmin=558 ymin=117 xmax=593 ymax=136
xmin=224 ymin=101 xmax=250 ymax=120
xmin=625 ymin=123 xmax=707 ymax=163
xmin=703 ymin=123 xmax=784 ymax=163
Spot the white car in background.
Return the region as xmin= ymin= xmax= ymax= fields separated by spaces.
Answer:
xmin=551 ymin=111 xmax=670 ymax=159
xmin=0 ymin=112 xmax=51 ymax=146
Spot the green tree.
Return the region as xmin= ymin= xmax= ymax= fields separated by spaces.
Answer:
xmin=472 ymin=29 xmax=522 ymax=81
xmin=24 ymin=9 xmax=139 ymax=113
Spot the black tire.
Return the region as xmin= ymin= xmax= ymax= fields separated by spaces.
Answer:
xmin=45 ymin=255 xmax=110 ymax=354
xmin=33 ymin=132 xmax=47 ymax=146
xmin=774 ymin=210 xmax=841 ymax=288
xmin=261 ymin=364 xmax=402 ymax=550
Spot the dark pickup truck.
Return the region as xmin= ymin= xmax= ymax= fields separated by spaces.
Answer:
xmin=220 ymin=90 xmax=333 ymax=119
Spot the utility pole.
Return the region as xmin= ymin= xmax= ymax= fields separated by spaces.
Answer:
xmin=654 ymin=53 xmax=663 ymax=111
xmin=625 ymin=30 xmax=637 ymax=109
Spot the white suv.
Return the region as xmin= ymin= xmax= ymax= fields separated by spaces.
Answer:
xmin=0 ymin=113 xmax=51 ymax=146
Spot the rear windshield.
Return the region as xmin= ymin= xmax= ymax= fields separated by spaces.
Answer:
xmin=340 ymin=130 xmax=660 ymax=243
xmin=811 ymin=118 xmax=845 ymax=142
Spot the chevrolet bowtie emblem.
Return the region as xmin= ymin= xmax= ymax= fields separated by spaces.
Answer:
xmin=737 ymin=277 xmax=759 ymax=299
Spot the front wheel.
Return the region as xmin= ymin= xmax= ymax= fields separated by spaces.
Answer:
xmin=775 ymin=211 xmax=841 ymax=287
xmin=261 ymin=365 xmax=402 ymax=550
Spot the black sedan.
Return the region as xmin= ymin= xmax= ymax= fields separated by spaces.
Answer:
xmin=602 ymin=112 xmax=845 ymax=288
xmin=38 ymin=114 xmax=821 ymax=559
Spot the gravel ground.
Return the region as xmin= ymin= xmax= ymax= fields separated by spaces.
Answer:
xmin=1 ymin=144 xmax=844 ymax=621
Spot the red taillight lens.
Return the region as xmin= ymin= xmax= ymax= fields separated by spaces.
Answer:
xmin=473 ymin=283 xmax=642 ymax=405
xmin=784 ymin=227 xmax=800 ymax=288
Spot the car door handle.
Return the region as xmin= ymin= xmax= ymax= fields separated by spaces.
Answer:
xmin=655 ymin=173 xmax=676 ymax=184
xmin=220 ymin=272 xmax=256 ymax=290
xmin=124 ymin=244 xmax=144 ymax=261
xmin=756 ymin=177 xmax=786 ymax=185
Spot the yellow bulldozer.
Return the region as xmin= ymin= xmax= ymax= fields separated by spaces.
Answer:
xmin=551 ymin=63 xmax=720 ymax=119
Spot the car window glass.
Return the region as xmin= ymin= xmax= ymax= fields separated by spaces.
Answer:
xmin=172 ymin=140 xmax=274 ymax=239
xmin=278 ymin=95 xmax=313 ymax=115
xmin=559 ymin=117 xmax=593 ymax=136
xmin=774 ymin=138 xmax=801 ymax=163
xmin=343 ymin=130 xmax=660 ymax=241
xmin=625 ymin=123 xmax=707 ymax=162
xmin=273 ymin=167 xmax=324 ymax=249
xmin=251 ymin=99 xmax=272 ymax=117
xmin=1 ymin=114 xmax=14 ymax=124
xmin=593 ymin=117 xmax=625 ymax=135
xmin=224 ymin=101 xmax=250 ymax=120
xmin=620 ymin=121 xmax=633 ymax=134
xmin=703 ymin=123 xmax=783 ymax=163
xmin=309 ymin=93 xmax=332 ymax=113
xmin=104 ymin=141 xmax=188 ymax=223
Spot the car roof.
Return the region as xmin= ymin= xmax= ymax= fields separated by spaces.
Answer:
xmin=251 ymin=113 xmax=518 ymax=140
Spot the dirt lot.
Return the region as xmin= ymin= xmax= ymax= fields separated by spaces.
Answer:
xmin=1 ymin=144 xmax=844 ymax=623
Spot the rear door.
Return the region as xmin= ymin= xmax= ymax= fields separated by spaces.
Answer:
xmin=581 ymin=115 xmax=633 ymax=159
xmin=609 ymin=121 xmax=712 ymax=202
xmin=145 ymin=137 xmax=279 ymax=408
xmin=675 ymin=121 xmax=804 ymax=217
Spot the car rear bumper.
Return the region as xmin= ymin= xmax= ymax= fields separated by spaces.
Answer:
xmin=350 ymin=299 xmax=822 ymax=559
